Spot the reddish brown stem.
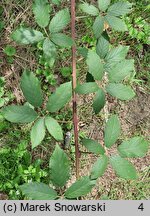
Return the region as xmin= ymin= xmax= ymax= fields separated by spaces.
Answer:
xmin=71 ymin=0 xmax=80 ymax=179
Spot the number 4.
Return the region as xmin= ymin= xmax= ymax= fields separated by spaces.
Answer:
xmin=138 ymin=203 xmax=144 ymax=211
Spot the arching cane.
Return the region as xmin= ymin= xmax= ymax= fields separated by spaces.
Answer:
xmin=71 ymin=0 xmax=80 ymax=179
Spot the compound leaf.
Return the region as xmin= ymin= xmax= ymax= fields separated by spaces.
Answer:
xmin=118 ymin=137 xmax=149 ymax=158
xmin=47 ymin=82 xmax=72 ymax=112
xmin=93 ymin=88 xmax=105 ymax=114
xmin=108 ymin=59 xmax=134 ymax=82
xmin=20 ymin=182 xmax=57 ymax=200
xmin=2 ymin=105 xmax=38 ymax=123
xmin=49 ymin=8 xmax=70 ymax=33
xmin=32 ymin=0 xmax=51 ymax=28
xmin=45 ymin=116 xmax=63 ymax=141
xmin=110 ymin=155 xmax=137 ymax=180
xmin=31 ymin=117 xmax=46 ymax=149
xmin=106 ymin=83 xmax=136 ymax=100
xmin=20 ymin=70 xmax=43 ymax=107
xmin=43 ymin=38 xmax=57 ymax=67
xmin=75 ymin=82 xmax=99 ymax=94
xmin=51 ymin=33 xmax=73 ymax=47
xmin=90 ymin=155 xmax=108 ymax=180
xmin=104 ymin=115 xmax=121 ymax=148
xmin=108 ymin=2 xmax=132 ymax=17
xmin=65 ymin=176 xmax=96 ymax=198
xmin=86 ymin=50 xmax=104 ymax=81
xmin=49 ymin=144 xmax=70 ymax=187
xmin=105 ymin=15 xmax=127 ymax=32
xmin=98 ymin=0 xmax=111 ymax=11
xmin=79 ymin=3 xmax=99 ymax=16
xmin=11 ymin=27 xmax=44 ymax=45
xmin=82 ymin=138 xmax=105 ymax=155
xmin=93 ymin=16 xmax=104 ymax=39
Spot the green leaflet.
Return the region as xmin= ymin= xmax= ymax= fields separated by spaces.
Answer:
xmin=93 ymin=88 xmax=105 ymax=114
xmin=90 ymin=155 xmax=108 ymax=180
xmin=106 ymin=83 xmax=136 ymax=101
xmin=105 ymin=15 xmax=128 ymax=32
xmin=108 ymin=59 xmax=134 ymax=82
xmin=32 ymin=0 xmax=51 ymax=28
xmin=45 ymin=117 xmax=63 ymax=141
xmin=118 ymin=137 xmax=149 ymax=158
xmin=43 ymin=38 xmax=57 ymax=67
xmin=105 ymin=45 xmax=129 ymax=70
xmin=11 ymin=27 xmax=44 ymax=44
xmin=86 ymin=50 xmax=104 ymax=80
xmin=65 ymin=176 xmax=96 ymax=199
xmin=107 ymin=2 xmax=132 ymax=17
xmin=47 ymin=82 xmax=72 ymax=112
xmin=20 ymin=182 xmax=57 ymax=200
xmin=110 ymin=155 xmax=137 ymax=180
xmin=75 ymin=82 xmax=99 ymax=94
xmin=31 ymin=117 xmax=46 ymax=149
xmin=49 ymin=8 xmax=70 ymax=33
xmin=20 ymin=70 xmax=43 ymax=107
xmin=49 ymin=144 xmax=70 ymax=187
xmin=104 ymin=115 xmax=121 ymax=148
xmin=2 ymin=105 xmax=38 ymax=123
xmin=82 ymin=138 xmax=105 ymax=155
xmin=51 ymin=33 xmax=74 ymax=47
xmin=93 ymin=16 xmax=104 ymax=39
xmin=96 ymin=31 xmax=110 ymax=59
xmin=79 ymin=3 xmax=99 ymax=16
xmin=98 ymin=0 xmax=111 ymax=12
xmin=52 ymin=0 xmax=61 ymax=5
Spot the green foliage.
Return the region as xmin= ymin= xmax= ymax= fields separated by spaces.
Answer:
xmin=20 ymin=70 xmax=43 ymax=107
xmin=108 ymin=59 xmax=134 ymax=82
xmin=2 ymin=71 xmax=71 ymax=147
xmin=86 ymin=50 xmax=104 ymax=80
xmin=93 ymin=16 xmax=104 ymax=39
xmin=106 ymin=83 xmax=136 ymax=100
xmin=75 ymin=82 xmax=99 ymax=94
xmin=51 ymin=33 xmax=74 ymax=47
xmin=31 ymin=118 xmax=46 ymax=148
xmin=12 ymin=2 xmax=72 ymax=69
xmin=82 ymin=115 xmax=148 ymax=180
xmin=118 ymin=137 xmax=149 ymax=158
xmin=80 ymin=0 xmax=132 ymax=36
xmin=49 ymin=144 xmax=70 ymax=187
xmin=93 ymin=89 xmax=105 ymax=114
xmin=20 ymin=182 xmax=57 ymax=200
xmin=98 ymin=0 xmax=111 ymax=12
xmin=65 ymin=176 xmax=96 ymax=199
xmin=104 ymin=115 xmax=121 ymax=148
xmin=47 ymin=82 xmax=72 ymax=112
xmin=1 ymin=0 xmax=149 ymax=200
xmin=110 ymin=155 xmax=137 ymax=180
xmin=45 ymin=117 xmax=63 ymax=141
xmin=32 ymin=0 xmax=51 ymax=28
xmin=2 ymin=105 xmax=38 ymax=123
xmin=12 ymin=27 xmax=44 ymax=44
xmin=4 ymin=45 xmax=16 ymax=56
xmin=0 ymin=141 xmax=48 ymax=199
xmin=49 ymin=9 xmax=70 ymax=33
xmin=90 ymin=155 xmax=108 ymax=180
xmin=0 ymin=77 xmax=14 ymax=108
xmin=82 ymin=138 xmax=105 ymax=155
xmin=79 ymin=3 xmax=99 ymax=16
xmin=43 ymin=38 xmax=57 ymax=67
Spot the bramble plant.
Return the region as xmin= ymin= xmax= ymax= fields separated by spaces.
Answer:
xmin=1 ymin=0 xmax=149 ymax=199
